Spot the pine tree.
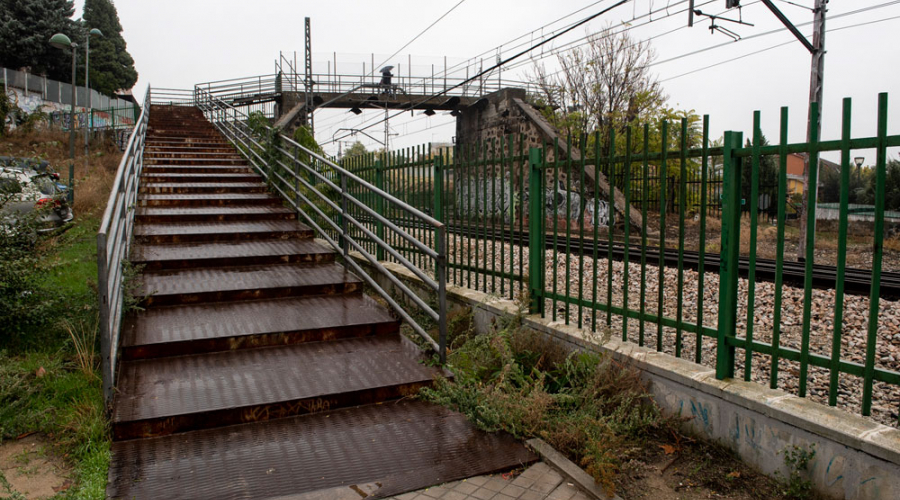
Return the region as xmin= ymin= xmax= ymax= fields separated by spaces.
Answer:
xmin=83 ymin=0 xmax=137 ymax=95
xmin=0 ymin=0 xmax=77 ymax=81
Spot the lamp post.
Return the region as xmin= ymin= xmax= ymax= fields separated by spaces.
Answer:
xmin=854 ymin=156 xmax=864 ymax=187
xmin=49 ymin=33 xmax=77 ymax=202
xmin=84 ymin=28 xmax=103 ymax=160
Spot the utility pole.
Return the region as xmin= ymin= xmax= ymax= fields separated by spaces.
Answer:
xmin=797 ymin=0 xmax=827 ymax=261
xmin=304 ymin=17 xmax=314 ymax=136
xmin=384 ymin=106 xmax=390 ymax=152
xmin=706 ymin=1 xmax=827 ymax=259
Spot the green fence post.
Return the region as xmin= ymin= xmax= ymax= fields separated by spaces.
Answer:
xmin=433 ymin=155 xmax=444 ymax=222
xmin=716 ymin=131 xmax=743 ymax=380
xmin=375 ymin=159 xmax=385 ymax=261
xmin=528 ymin=147 xmax=545 ymax=315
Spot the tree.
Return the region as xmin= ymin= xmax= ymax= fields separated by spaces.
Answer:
xmin=0 ymin=0 xmax=77 ymax=81
xmin=528 ymin=25 xmax=667 ymax=150
xmin=83 ymin=0 xmax=137 ymax=95
xmin=742 ymin=135 xmax=778 ymax=216
xmin=343 ymin=141 xmax=368 ymax=159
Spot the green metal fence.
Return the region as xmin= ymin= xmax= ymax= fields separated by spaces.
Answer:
xmin=344 ymin=93 xmax=900 ymax=425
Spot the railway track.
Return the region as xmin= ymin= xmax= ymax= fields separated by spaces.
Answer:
xmin=360 ymin=216 xmax=900 ymax=298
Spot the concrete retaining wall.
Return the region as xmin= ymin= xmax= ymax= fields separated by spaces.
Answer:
xmin=350 ymin=253 xmax=900 ymax=500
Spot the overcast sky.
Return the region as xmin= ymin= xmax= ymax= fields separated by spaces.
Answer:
xmin=74 ymin=0 xmax=899 ymax=162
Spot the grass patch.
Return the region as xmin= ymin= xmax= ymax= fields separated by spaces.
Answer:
xmin=419 ymin=307 xmax=676 ymax=496
xmin=0 ymin=216 xmax=110 ymax=499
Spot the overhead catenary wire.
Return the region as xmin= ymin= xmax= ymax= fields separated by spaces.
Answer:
xmin=319 ymin=0 xmax=632 ymax=146
xmin=660 ymin=13 xmax=900 ymax=82
xmin=318 ymin=0 xmax=729 ymax=144
xmin=320 ymin=0 xmax=899 ymax=150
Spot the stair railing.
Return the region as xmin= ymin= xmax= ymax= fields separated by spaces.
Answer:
xmin=96 ymin=87 xmax=152 ymax=405
xmin=194 ymin=87 xmax=449 ymax=363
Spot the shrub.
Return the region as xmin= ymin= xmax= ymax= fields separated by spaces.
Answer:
xmin=0 ymin=198 xmax=60 ymax=347
xmin=420 ymin=309 xmax=673 ymax=495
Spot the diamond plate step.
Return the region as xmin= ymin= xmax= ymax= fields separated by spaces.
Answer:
xmin=144 ymin=145 xmax=237 ymax=154
xmin=138 ymin=193 xmax=279 ymax=207
xmin=139 ymin=182 xmax=268 ymax=195
xmin=132 ymin=238 xmax=334 ymax=270
xmin=108 ymin=400 xmax=537 ymax=499
xmin=144 ymin=151 xmax=242 ymax=160
xmin=145 ymin=157 xmax=246 ymax=165
xmin=138 ymin=262 xmax=362 ymax=307
xmin=121 ymin=294 xmax=400 ymax=360
xmin=140 ymin=172 xmax=262 ymax=183
xmin=135 ymin=205 xmax=297 ymax=223
xmin=112 ymin=334 xmax=445 ymax=439
xmin=134 ymin=220 xmax=312 ymax=244
xmin=142 ymin=164 xmax=254 ymax=174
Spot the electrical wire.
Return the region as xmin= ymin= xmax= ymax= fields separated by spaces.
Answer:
xmin=660 ymin=13 xmax=900 ymax=82
xmin=320 ymin=0 xmax=899 ymax=149
xmin=369 ymin=0 xmax=469 ymax=78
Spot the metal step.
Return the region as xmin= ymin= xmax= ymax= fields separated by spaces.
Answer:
xmin=132 ymin=238 xmax=335 ymax=270
xmin=108 ymin=400 xmax=537 ymax=499
xmin=140 ymin=172 xmax=262 ymax=183
xmin=145 ymin=157 xmax=247 ymax=165
xmin=135 ymin=205 xmax=297 ymax=223
xmin=134 ymin=220 xmax=312 ymax=244
xmin=139 ymin=181 xmax=268 ymax=195
xmin=121 ymin=294 xmax=400 ymax=360
xmin=137 ymin=192 xmax=279 ymax=207
xmin=142 ymin=164 xmax=255 ymax=174
xmin=137 ymin=262 xmax=362 ymax=307
xmin=144 ymin=151 xmax=243 ymax=160
xmin=111 ymin=334 xmax=445 ymax=439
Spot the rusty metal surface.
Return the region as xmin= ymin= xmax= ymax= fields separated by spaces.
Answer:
xmin=141 ymin=182 xmax=268 ymax=194
xmin=122 ymin=294 xmax=399 ymax=359
xmin=138 ymin=262 xmax=362 ymax=307
xmin=140 ymin=173 xmax=261 ymax=182
xmin=132 ymin=238 xmax=334 ymax=270
xmin=142 ymin=164 xmax=253 ymax=173
xmin=134 ymin=220 xmax=313 ymax=243
xmin=112 ymin=334 xmax=442 ymax=438
xmin=139 ymin=192 xmax=278 ymax=207
xmin=135 ymin=205 xmax=297 ymax=223
xmin=109 ymin=107 xmax=535 ymax=498
xmin=108 ymin=400 xmax=538 ymax=500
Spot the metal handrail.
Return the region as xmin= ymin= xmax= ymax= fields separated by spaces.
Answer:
xmin=150 ymin=88 xmax=195 ymax=106
xmin=96 ymin=86 xmax=152 ymax=405
xmin=194 ymin=87 xmax=449 ymax=361
xmin=194 ymin=71 xmax=513 ymax=105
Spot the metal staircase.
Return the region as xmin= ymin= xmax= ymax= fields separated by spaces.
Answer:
xmin=102 ymin=98 xmax=535 ymax=499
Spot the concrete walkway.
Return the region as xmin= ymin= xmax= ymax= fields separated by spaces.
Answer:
xmin=389 ymin=462 xmax=593 ymax=500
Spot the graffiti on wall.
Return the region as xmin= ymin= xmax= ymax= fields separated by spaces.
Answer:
xmin=455 ymin=174 xmax=611 ymax=228
xmin=6 ymin=88 xmax=135 ymax=131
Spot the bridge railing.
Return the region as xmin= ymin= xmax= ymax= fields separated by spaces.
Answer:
xmin=96 ymin=86 xmax=152 ymax=405
xmin=193 ymin=71 xmax=512 ymax=108
xmin=194 ymin=87 xmax=449 ymax=362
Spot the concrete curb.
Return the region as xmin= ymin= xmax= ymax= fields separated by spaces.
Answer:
xmin=526 ymin=438 xmax=621 ymax=500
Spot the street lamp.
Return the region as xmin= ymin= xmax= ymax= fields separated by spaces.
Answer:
xmin=49 ymin=33 xmax=77 ymax=160
xmin=854 ymin=156 xmax=864 ymax=186
xmin=84 ymin=28 xmax=103 ymax=159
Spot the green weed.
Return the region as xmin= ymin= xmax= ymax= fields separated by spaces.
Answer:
xmin=0 ymin=216 xmax=110 ymax=499
xmin=420 ymin=308 xmax=673 ymax=496
xmin=777 ymin=444 xmax=816 ymax=500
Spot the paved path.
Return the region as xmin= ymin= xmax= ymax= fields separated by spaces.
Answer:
xmin=390 ymin=462 xmax=593 ymax=500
